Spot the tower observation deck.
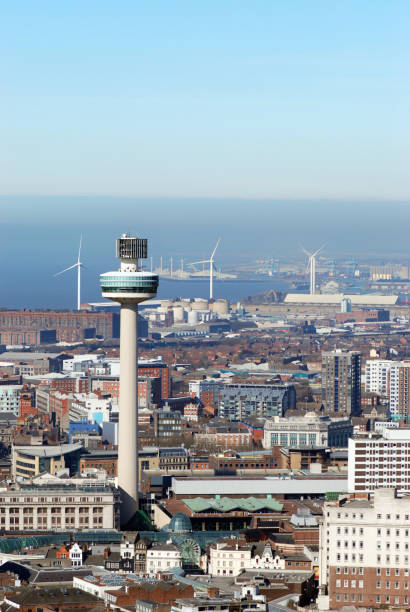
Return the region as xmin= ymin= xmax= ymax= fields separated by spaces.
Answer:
xmin=100 ymin=235 xmax=158 ymax=525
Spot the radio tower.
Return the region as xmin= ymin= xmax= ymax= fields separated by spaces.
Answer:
xmin=100 ymin=235 xmax=158 ymax=525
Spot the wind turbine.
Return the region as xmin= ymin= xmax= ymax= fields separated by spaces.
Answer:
xmin=55 ymin=236 xmax=84 ymax=310
xmin=190 ymin=239 xmax=221 ymax=300
xmin=301 ymin=245 xmax=325 ymax=295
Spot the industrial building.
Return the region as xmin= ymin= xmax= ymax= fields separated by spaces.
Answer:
xmin=284 ymin=294 xmax=398 ymax=306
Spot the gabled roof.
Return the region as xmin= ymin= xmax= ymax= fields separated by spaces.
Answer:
xmin=182 ymin=496 xmax=283 ymax=513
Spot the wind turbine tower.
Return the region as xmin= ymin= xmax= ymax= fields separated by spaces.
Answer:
xmin=55 ymin=236 xmax=83 ymax=310
xmin=100 ymin=235 xmax=158 ymax=525
xmin=301 ymin=245 xmax=325 ymax=295
xmin=190 ymin=239 xmax=221 ymax=300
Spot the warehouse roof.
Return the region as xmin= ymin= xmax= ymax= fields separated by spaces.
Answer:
xmin=284 ymin=293 xmax=398 ymax=305
xmin=171 ymin=476 xmax=347 ymax=496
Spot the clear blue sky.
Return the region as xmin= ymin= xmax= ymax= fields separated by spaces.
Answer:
xmin=1 ymin=0 xmax=409 ymax=200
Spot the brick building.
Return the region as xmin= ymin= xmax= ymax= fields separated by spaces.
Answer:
xmin=0 ymin=309 xmax=118 ymax=343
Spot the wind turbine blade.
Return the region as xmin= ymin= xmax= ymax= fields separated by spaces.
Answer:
xmin=300 ymin=243 xmax=311 ymax=257
xmin=54 ymin=263 xmax=78 ymax=276
xmin=313 ymin=244 xmax=326 ymax=257
xmin=78 ymin=234 xmax=83 ymax=263
xmin=210 ymin=238 xmax=221 ymax=260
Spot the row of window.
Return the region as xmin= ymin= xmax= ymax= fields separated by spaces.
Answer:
xmin=334 ymin=512 xmax=410 ymax=520
xmin=334 ymin=594 xmax=409 ymax=605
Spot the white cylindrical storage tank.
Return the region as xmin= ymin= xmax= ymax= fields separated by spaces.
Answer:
xmin=188 ymin=310 xmax=199 ymax=325
xmin=192 ymin=299 xmax=208 ymax=310
xmin=173 ymin=306 xmax=184 ymax=322
xmin=212 ymin=299 xmax=228 ymax=315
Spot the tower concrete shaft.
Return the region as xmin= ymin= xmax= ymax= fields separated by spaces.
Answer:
xmin=100 ymin=235 xmax=158 ymax=525
xmin=119 ymin=303 xmax=138 ymax=520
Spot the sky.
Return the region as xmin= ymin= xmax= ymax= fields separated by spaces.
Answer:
xmin=0 ymin=2 xmax=409 ymax=308
xmin=0 ymin=0 xmax=409 ymax=200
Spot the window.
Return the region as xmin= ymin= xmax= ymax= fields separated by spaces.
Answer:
xmin=376 ymin=581 xmax=381 ymax=588
xmin=336 ymin=579 xmax=341 ymax=588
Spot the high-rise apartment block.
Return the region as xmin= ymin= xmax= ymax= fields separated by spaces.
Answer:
xmin=321 ymin=350 xmax=361 ymax=415
xmin=348 ymin=429 xmax=410 ymax=493
xmin=365 ymin=359 xmax=393 ymax=397
xmin=319 ymin=489 xmax=410 ymax=609
xmin=365 ymin=359 xmax=410 ymax=419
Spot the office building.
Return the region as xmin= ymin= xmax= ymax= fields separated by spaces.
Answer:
xmin=0 ymin=483 xmax=119 ymax=531
xmin=263 ymin=413 xmax=352 ymax=450
xmin=218 ymin=383 xmax=296 ymax=421
xmin=321 ymin=350 xmax=361 ymax=415
xmin=12 ymin=443 xmax=83 ymax=479
xmin=101 ymin=234 xmax=158 ymax=524
xmin=319 ymin=489 xmax=410 ymax=609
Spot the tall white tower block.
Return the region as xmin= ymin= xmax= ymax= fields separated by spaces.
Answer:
xmin=100 ymin=235 xmax=158 ymax=525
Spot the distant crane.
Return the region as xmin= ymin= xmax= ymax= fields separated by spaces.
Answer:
xmin=55 ymin=235 xmax=84 ymax=310
xmin=301 ymin=245 xmax=325 ymax=295
xmin=190 ymin=239 xmax=221 ymax=299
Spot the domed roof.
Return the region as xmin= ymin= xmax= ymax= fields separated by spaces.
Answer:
xmin=168 ymin=512 xmax=192 ymax=533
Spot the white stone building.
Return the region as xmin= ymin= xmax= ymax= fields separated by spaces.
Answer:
xmin=146 ymin=540 xmax=182 ymax=575
xmin=69 ymin=542 xmax=83 ymax=567
xmin=0 ymin=484 xmax=120 ymax=531
xmin=208 ymin=540 xmax=284 ymax=577
xmin=263 ymin=413 xmax=352 ymax=450
xmin=319 ymin=488 xmax=410 ymax=609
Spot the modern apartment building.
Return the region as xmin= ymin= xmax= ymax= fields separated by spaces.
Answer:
xmin=0 ymin=385 xmax=23 ymax=415
xmin=348 ymin=429 xmax=410 ymax=493
xmin=263 ymin=413 xmax=352 ymax=450
xmin=319 ymin=489 xmax=410 ymax=609
xmin=321 ymin=350 xmax=361 ymax=415
xmin=218 ymin=383 xmax=296 ymax=421
xmin=0 ymin=484 xmax=120 ymax=531
xmin=365 ymin=359 xmax=393 ymax=396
